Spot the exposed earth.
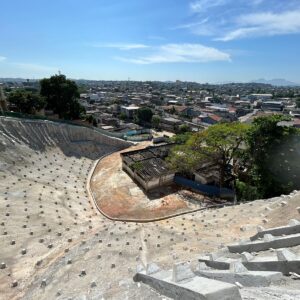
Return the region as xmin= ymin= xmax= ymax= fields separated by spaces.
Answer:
xmin=90 ymin=142 xmax=222 ymax=221
xmin=0 ymin=117 xmax=299 ymax=300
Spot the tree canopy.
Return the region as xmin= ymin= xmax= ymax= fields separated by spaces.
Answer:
xmin=244 ymin=114 xmax=300 ymax=198
xmin=8 ymin=90 xmax=46 ymax=114
xmin=168 ymin=116 xmax=300 ymax=199
xmin=135 ymin=107 xmax=153 ymax=124
xmin=151 ymin=115 xmax=161 ymax=128
xmin=177 ymin=124 xmax=190 ymax=134
xmin=40 ymin=74 xmax=85 ymax=119
xmin=168 ymin=122 xmax=249 ymax=186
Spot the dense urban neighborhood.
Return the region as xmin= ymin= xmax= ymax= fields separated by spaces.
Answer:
xmin=1 ymin=76 xmax=300 ymax=201
xmin=1 ymin=77 xmax=300 ymax=133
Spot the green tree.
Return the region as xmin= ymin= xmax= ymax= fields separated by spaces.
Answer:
xmin=151 ymin=115 xmax=161 ymax=128
xmin=40 ymin=74 xmax=85 ymax=119
xmin=170 ymin=132 xmax=192 ymax=144
xmin=8 ymin=90 xmax=46 ymax=114
xmin=92 ymin=118 xmax=98 ymax=127
xmin=235 ymin=180 xmax=261 ymax=201
xmin=168 ymin=122 xmax=249 ymax=187
xmin=244 ymin=114 xmax=299 ymax=198
xmin=135 ymin=107 xmax=153 ymax=125
xmin=119 ymin=112 xmax=127 ymax=121
xmin=177 ymin=124 xmax=190 ymax=134
xmin=86 ymin=115 xmax=98 ymax=127
xmin=296 ymin=97 xmax=300 ymax=108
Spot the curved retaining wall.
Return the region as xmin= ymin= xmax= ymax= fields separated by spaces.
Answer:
xmin=0 ymin=116 xmax=132 ymax=158
xmin=87 ymin=154 xmax=232 ymax=223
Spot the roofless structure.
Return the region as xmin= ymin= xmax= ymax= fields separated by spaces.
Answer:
xmin=121 ymin=144 xmax=175 ymax=191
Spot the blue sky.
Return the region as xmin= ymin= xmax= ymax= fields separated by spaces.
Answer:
xmin=0 ymin=0 xmax=300 ymax=83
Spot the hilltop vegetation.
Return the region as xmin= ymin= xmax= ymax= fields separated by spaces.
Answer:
xmin=168 ymin=115 xmax=300 ymax=201
xmin=7 ymin=74 xmax=85 ymax=120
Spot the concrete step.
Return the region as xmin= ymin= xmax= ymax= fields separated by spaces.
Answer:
xmin=195 ymin=261 xmax=283 ymax=287
xmin=228 ymin=233 xmax=300 ymax=253
xmin=199 ymin=249 xmax=300 ymax=275
xmin=134 ymin=262 xmax=242 ymax=300
xmin=250 ymin=219 xmax=300 ymax=241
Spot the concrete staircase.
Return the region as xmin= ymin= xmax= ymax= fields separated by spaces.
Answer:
xmin=134 ymin=217 xmax=300 ymax=299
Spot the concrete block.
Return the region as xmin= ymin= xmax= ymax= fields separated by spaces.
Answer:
xmin=263 ymin=234 xmax=275 ymax=242
xmin=135 ymin=269 xmax=242 ymax=300
xmin=11 ymin=280 xmax=18 ymax=288
xmin=172 ymin=262 xmax=195 ymax=283
xmin=240 ymin=226 xmax=246 ymax=232
xmin=250 ymin=223 xmax=300 ymax=241
xmin=209 ymin=253 xmax=219 ymax=261
xmin=257 ymin=226 xmax=265 ymax=232
xmin=197 ymin=262 xmax=211 ymax=271
xmin=199 ymin=257 xmax=300 ymax=276
xmin=40 ymin=279 xmax=47 ymax=287
xmin=195 ymin=268 xmax=283 ymax=287
xmin=229 ymin=262 xmax=248 ymax=273
xmin=146 ymin=263 xmax=161 ymax=275
xmin=228 ymin=233 xmax=300 ymax=253
xmin=136 ymin=264 xmax=145 ymax=273
xmin=241 ymin=252 xmax=254 ymax=262
xmin=277 ymin=249 xmax=297 ymax=261
xmin=288 ymin=219 xmax=300 ymax=226
xmin=243 ymin=259 xmax=300 ymax=275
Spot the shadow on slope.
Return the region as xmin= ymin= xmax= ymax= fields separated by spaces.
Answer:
xmin=0 ymin=117 xmax=131 ymax=160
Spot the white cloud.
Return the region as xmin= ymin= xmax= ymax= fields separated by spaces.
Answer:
xmin=218 ymin=10 xmax=300 ymax=41
xmin=0 ymin=56 xmax=7 ymax=62
xmin=183 ymin=1 xmax=300 ymax=41
xmin=91 ymin=43 xmax=149 ymax=50
xmin=171 ymin=18 xmax=209 ymax=30
xmin=190 ymin=0 xmax=228 ymax=13
xmin=116 ymin=43 xmax=231 ymax=64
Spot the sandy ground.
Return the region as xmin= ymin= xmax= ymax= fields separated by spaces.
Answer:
xmin=0 ymin=118 xmax=300 ymax=300
xmin=90 ymin=142 xmax=221 ymax=221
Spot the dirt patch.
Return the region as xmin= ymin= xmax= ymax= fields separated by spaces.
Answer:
xmin=89 ymin=143 xmax=215 ymax=221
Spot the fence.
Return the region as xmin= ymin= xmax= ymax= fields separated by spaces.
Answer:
xmin=124 ymin=128 xmax=151 ymax=136
xmin=123 ymin=128 xmax=152 ymax=142
xmin=174 ymin=175 xmax=235 ymax=198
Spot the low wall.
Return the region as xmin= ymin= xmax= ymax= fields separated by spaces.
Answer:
xmin=174 ymin=176 xmax=234 ymax=198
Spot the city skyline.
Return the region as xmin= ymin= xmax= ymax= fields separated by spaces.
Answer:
xmin=1 ymin=0 xmax=300 ymax=83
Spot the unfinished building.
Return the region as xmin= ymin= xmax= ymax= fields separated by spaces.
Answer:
xmin=121 ymin=144 xmax=175 ymax=191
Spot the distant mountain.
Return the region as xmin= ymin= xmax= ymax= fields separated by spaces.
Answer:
xmin=251 ymin=78 xmax=300 ymax=87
